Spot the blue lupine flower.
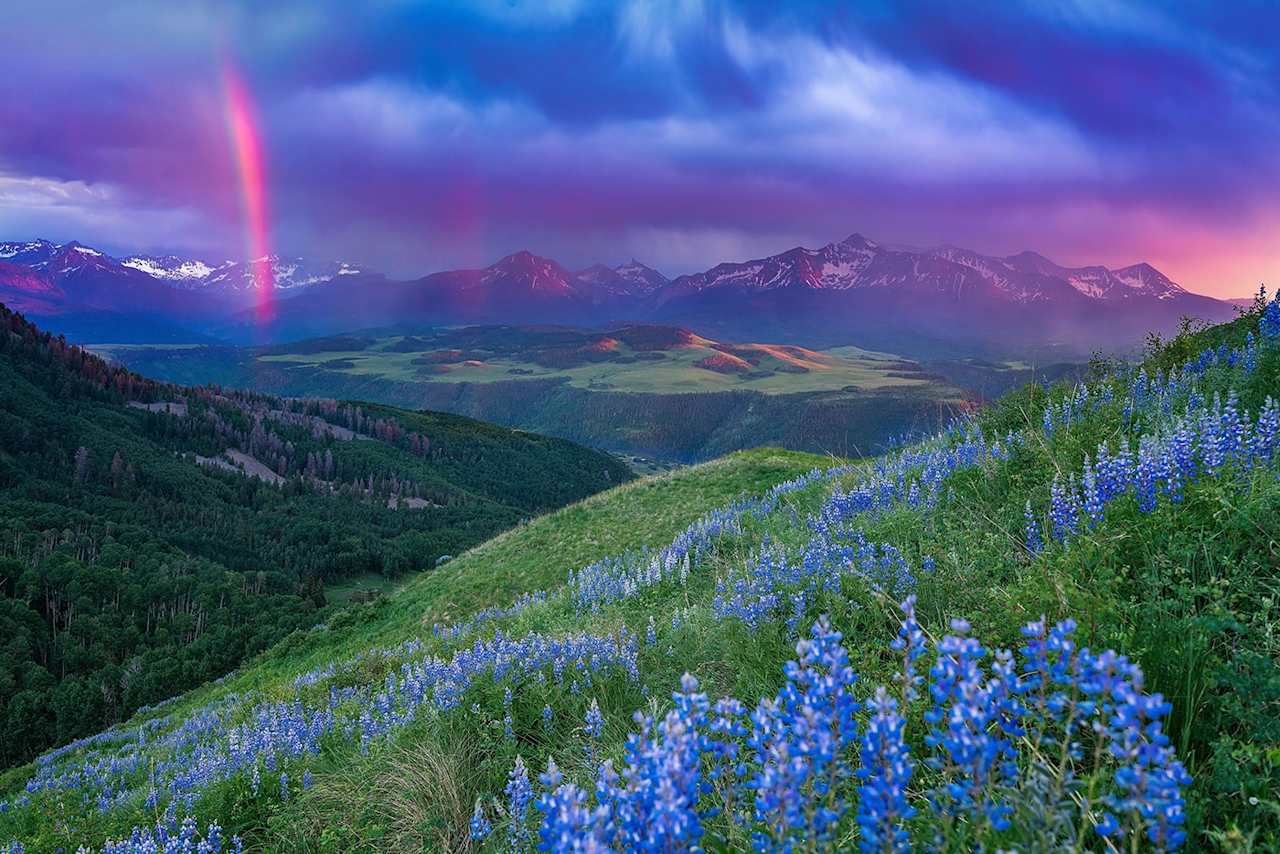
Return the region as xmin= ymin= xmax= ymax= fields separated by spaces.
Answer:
xmin=750 ymin=618 xmax=860 ymax=850
xmin=535 ymin=758 xmax=605 ymax=851
xmin=1049 ymin=476 xmax=1079 ymax=543
xmin=505 ymin=755 xmax=533 ymax=850
xmin=470 ymin=800 xmax=492 ymax=841
xmin=856 ymin=687 xmax=915 ymax=853
xmin=1024 ymin=500 xmax=1043 ymax=554
xmin=1261 ymin=291 xmax=1280 ymax=337
xmin=584 ymin=699 xmax=604 ymax=741
xmin=891 ymin=596 xmax=927 ymax=704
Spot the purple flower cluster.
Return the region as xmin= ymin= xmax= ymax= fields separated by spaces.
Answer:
xmin=1024 ymin=300 xmax=1280 ymax=557
xmin=856 ymin=687 xmax=915 ymax=853
xmin=5 ymin=624 xmax=637 ymax=853
xmin=712 ymin=428 xmax=1014 ymax=634
xmin=1019 ymin=619 xmax=1192 ymax=849
xmin=1042 ymin=392 xmax=1279 ymax=545
xmin=470 ymin=800 xmax=492 ymax=841
xmin=353 ymin=629 xmax=639 ymax=749
xmin=520 ymin=607 xmax=1191 ymax=852
xmin=1023 ymin=500 xmax=1043 ymax=554
xmin=568 ymin=466 xmax=854 ymax=614
xmin=712 ymin=528 xmax=919 ymax=631
xmin=1044 ymin=297 xmax=1276 ymax=440
xmin=532 ymin=672 xmax=739 ymax=851
xmin=505 ymin=755 xmax=534 ymax=849
xmin=292 ymin=637 xmax=423 ymax=689
xmin=1123 ymin=297 xmax=1280 ymax=427
xmin=431 ymin=591 xmax=547 ymax=643
xmin=1262 ymin=290 xmax=1280 ymax=338
xmin=96 ymin=809 xmax=241 ymax=854
xmin=923 ymin=619 xmax=1019 ymax=832
xmin=1043 ymin=381 xmax=1108 ymax=438
xmin=812 ymin=429 xmax=1016 ymax=534
xmin=750 ymin=617 xmax=860 ymax=849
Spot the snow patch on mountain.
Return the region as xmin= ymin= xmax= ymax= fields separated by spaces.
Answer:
xmin=122 ymin=256 xmax=217 ymax=281
xmin=0 ymin=240 xmax=59 ymax=267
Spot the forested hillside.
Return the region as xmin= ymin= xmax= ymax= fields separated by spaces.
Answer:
xmin=2 ymin=294 xmax=1279 ymax=853
xmin=0 ymin=303 xmax=631 ymax=766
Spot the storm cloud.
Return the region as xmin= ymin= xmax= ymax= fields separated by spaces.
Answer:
xmin=1 ymin=1 xmax=1276 ymax=296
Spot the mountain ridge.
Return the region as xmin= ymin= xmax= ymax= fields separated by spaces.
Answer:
xmin=0 ymin=234 xmax=1236 ymax=356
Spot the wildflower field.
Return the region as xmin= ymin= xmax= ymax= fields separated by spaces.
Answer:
xmin=3 ymin=294 xmax=1279 ymax=851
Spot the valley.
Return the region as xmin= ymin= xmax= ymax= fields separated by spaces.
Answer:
xmin=94 ymin=324 xmax=995 ymax=462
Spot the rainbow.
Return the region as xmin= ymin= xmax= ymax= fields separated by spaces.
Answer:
xmin=221 ymin=61 xmax=274 ymax=322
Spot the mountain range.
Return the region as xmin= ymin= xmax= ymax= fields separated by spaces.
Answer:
xmin=0 ymin=234 xmax=1238 ymax=357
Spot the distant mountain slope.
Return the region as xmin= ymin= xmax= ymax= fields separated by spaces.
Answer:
xmin=573 ymin=259 xmax=669 ymax=304
xmin=122 ymin=253 xmax=369 ymax=294
xmin=0 ymin=233 xmax=1236 ymax=357
xmin=228 ymin=252 xmax=650 ymax=342
xmin=0 ymin=240 xmax=368 ymax=298
xmin=0 ymin=302 xmax=631 ymax=766
xmin=649 ymin=233 xmax=1235 ymax=354
xmin=658 ymin=235 xmax=1190 ymax=303
xmin=0 ymin=260 xmax=63 ymax=314
xmin=0 ymin=240 xmax=375 ymax=342
xmin=221 ymin=234 xmax=1234 ymax=356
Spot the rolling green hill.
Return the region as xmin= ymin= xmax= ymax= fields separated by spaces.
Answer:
xmin=96 ymin=325 xmax=977 ymax=462
xmin=0 ymin=303 xmax=632 ymax=769
xmin=4 ymin=298 xmax=1280 ymax=852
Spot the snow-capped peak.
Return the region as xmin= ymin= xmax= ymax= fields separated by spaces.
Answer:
xmin=0 ymin=240 xmax=60 ymax=267
xmin=659 ymin=230 xmax=1198 ymax=307
xmin=1110 ymin=262 xmax=1185 ymax=300
xmin=122 ymin=256 xmax=217 ymax=281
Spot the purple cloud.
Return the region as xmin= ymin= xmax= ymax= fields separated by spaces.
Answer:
xmin=0 ymin=1 xmax=1277 ymax=297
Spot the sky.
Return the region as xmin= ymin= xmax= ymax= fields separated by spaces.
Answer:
xmin=0 ymin=1 xmax=1277 ymax=298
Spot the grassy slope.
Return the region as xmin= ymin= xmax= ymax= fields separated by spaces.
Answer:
xmin=257 ymin=343 xmax=930 ymax=395
xmin=107 ymin=336 xmax=950 ymax=395
xmin=279 ymin=447 xmax=830 ymax=671
xmin=6 ymin=310 xmax=1279 ymax=852
xmin=0 ymin=448 xmax=829 ymax=851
